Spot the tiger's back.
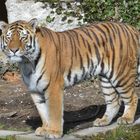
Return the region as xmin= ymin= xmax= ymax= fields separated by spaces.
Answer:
xmin=0 ymin=20 xmax=140 ymax=138
xmin=53 ymin=22 xmax=139 ymax=87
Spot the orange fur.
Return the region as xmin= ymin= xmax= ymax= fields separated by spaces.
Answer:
xmin=0 ymin=19 xmax=140 ymax=138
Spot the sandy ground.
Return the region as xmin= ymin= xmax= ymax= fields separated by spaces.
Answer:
xmin=0 ymin=71 xmax=140 ymax=134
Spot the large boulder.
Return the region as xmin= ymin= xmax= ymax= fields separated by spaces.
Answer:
xmin=6 ymin=0 xmax=84 ymax=31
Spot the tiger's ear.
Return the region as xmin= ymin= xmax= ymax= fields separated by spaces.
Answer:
xmin=29 ymin=18 xmax=38 ymax=31
xmin=0 ymin=21 xmax=8 ymax=33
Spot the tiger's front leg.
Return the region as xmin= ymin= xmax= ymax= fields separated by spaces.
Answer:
xmin=31 ymin=81 xmax=64 ymax=138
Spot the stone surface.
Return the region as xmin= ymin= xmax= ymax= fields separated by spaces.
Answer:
xmin=6 ymin=0 xmax=84 ymax=31
xmin=16 ymin=133 xmax=81 ymax=140
xmin=0 ymin=130 xmax=28 ymax=138
xmin=134 ymin=117 xmax=140 ymax=125
xmin=0 ymin=118 xmax=140 ymax=140
xmin=0 ymin=130 xmax=81 ymax=140
xmin=73 ymin=123 xmax=118 ymax=137
xmin=73 ymin=117 xmax=140 ymax=137
xmin=16 ymin=133 xmax=46 ymax=140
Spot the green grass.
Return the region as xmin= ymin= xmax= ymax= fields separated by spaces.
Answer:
xmin=0 ymin=136 xmax=16 ymax=140
xmin=0 ymin=123 xmax=32 ymax=132
xmin=0 ymin=124 xmax=5 ymax=130
xmin=0 ymin=124 xmax=140 ymax=140
xmin=82 ymin=125 xmax=140 ymax=140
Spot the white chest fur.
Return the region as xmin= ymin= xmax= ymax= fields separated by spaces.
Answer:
xmin=19 ymin=59 xmax=48 ymax=93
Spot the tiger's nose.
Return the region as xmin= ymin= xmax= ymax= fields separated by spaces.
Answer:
xmin=10 ymin=48 xmax=19 ymax=53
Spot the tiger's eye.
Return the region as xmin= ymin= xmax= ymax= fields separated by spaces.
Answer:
xmin=21 ymin=32 xmax=26 ymax=36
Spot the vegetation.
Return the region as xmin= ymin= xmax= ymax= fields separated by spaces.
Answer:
xmin=0 ymin=136 xmax=16 ymax=140
xmin=81 ymin=0 xmax=140 ymax=29
xmin=82 ymin=125 xmax=140 ymax=140
xmin=34 ymin=0 xmax=140 ymax=29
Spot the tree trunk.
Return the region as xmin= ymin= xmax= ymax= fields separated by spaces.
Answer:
xmin=0 ymin=0 xmax=8 ymax=23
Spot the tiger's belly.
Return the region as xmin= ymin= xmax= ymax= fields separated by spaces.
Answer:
xmin=64 ymin=64 xmax=102 ymax=87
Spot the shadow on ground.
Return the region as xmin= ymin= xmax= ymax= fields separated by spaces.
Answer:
xmin=25 ymin=99 xmax=140 ymax=134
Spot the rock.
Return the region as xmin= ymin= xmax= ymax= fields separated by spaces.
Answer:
xmin=6 ymin=0 xmax=84 ymax=31
xmin=0 ymin=111 xmax=17 ymax=118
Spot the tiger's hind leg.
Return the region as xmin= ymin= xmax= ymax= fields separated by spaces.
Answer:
xmin=116 ymin=84 xmax=138 ymax=124
xmin=93 ymin=77 xmax=120 ymax=126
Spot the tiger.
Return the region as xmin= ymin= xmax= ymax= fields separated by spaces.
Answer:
xmin=0 ymin=18 xmax=140 ymax=138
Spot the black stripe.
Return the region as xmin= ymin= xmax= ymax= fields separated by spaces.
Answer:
xmin=92 ymin=64 xmax=97 ymax=75
xmin=122 ymin=24 xmax=130 ymax=39
xmin=118 ymin=24 xmax=127 ymax=39
xmin=39 ymin=96 xmax=46 ymax=103
xmin=118 ymin=86 xmax=133 ymax=94
xmin=86 ymin=41 xmax=92 ymax=55
xmin=83 ymin=28 xmax=93 ymax=40
xmin=67 ymin=70 xmax=71 ymax=82
xmin=70 ymin=32 xmax=77 ymax=58
xmin=78 ymin=50 xmax=83 ymax=69
xmin=100 ymin=35 xmax=105 ymax=49
xmin=66 ymin=32 xmax=74 ymax=80
xmin=113 ymin=25 xmax=124 ymax=79
xmin=116 ymin=77 xmax=134 ymax=89
xmin=42 ymin=81 xmax=50 ymax=92
xmin=106 ymin=94 xmax=118 ymax=104
xmin=82 ymin=67 xmax=86 ymax=78
xmin=36 ymin=70 xmax=45 ymax=85
xmin=74 ymin=74 xmax=78 ymax=84
xmin=80 ymin=34 xmax=87 ymax=48
xmin=46 ymin=29 xmax=58 ymax=49
xmin=117 ymin=74 xmax=135 ymax=88
xmin=32 ymin=36 xmax=36 ymax=52
xmin=40 ymin=28 xmax=46 ymax=37
xmin=107 ymin=23 xmax=116 ymax=39
xmin=108 ymin=36 xmax=115 ymax=79
xmin=100 ymin=58 xmax=104 ymax=74
xmin=30 ymin=36 xmax=32 ymax=45
xmin=86 ymin=53 xmax=90 ymax=68
xmin=34 ymin=48 xmax=41 ymax=67
xmin=36 ymin=27 xmax=41 ymax=33
xmin=101 ymin=24 xmax=111 ymax=36
xmin=72 ymin=30 xmax=81 ymax=48
xmin=103 ymin=91 xmax=115 ymax=96
xmin=116 ymin=25 xmax=124 ymax=50
xmin=109 ymin=23 xmax=118 ymax=33
xmin=90 ymin=29 xmax=100 ymax=46
xmin=89 ymin=59 xmax=94 ymax=74
xmin=94 ymin=43 xmax=101 ymax=63
xmin=94 ymin=25 xmax=108 ymax=41
xmin=120 ymin=92 xmax=133 ymax=99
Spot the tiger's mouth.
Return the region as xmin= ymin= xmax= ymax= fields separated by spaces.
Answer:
xmin=9 ymin=55 xmax=23 ymax=62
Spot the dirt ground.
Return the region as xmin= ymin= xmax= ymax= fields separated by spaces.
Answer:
xmin=0 ymin=71 xmax=140 ymax=134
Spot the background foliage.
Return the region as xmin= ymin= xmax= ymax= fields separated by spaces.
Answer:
xmin=35 ymin=0 xmax=140 ymax=29
xmin=81 ymin=0 xmax=140 ymax=29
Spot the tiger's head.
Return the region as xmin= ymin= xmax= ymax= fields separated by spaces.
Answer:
xmin=0 ymin=18 xmax=40 ymax=62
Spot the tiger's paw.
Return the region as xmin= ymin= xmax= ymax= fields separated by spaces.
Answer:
xmin=117 ymin=117 xmax=134 ymax=125
xmin=35 ymin=127 xmax=62 ymax=139
xmin=93 ymin=116 xmax=111 ymax=126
